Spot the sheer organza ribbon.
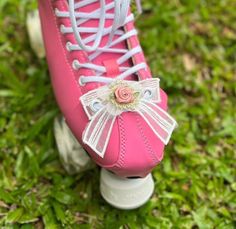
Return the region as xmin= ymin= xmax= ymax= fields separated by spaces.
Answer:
xmin=80 ymin=79 xmax=177 ymax=158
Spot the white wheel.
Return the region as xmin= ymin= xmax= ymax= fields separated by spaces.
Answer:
xmin=54 ymin=117 xmax=94 ymax=174
xmin=26 ymin=10 xmax=45 ymax=58
xmin=100 ymin=169 xmax=154 ymax=210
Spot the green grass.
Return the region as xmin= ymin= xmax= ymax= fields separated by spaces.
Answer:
xmin=0 ymin=0 xmax=236 ymax=228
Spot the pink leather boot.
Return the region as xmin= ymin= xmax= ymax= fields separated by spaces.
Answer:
xmin=36 ymin=0 xmax=177 ymax=209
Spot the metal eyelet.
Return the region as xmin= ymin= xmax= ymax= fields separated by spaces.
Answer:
xmin=66 ymin=42 xmax=72 ymax=52
xmin=60 ymin=24 xmax=66 ymax=34
xmin=78 ymin=76 xmax=85 ymax=86
xmin=72 ymin=60 xmax=79 ymax=70
xmin=54 ymin=8 xmax=60 ymax=16
xmin=91 ymin=100 xmax=102 ymax=112
xmin=144 ymin=89 xmax=153 ymax=99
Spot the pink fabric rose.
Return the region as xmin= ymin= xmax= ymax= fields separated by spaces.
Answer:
xmin=114 ymin=86 xmax=134 ymax=104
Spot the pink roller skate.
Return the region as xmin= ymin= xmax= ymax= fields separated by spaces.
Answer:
xmin=28 ymin=0 xmax=177 ymax=209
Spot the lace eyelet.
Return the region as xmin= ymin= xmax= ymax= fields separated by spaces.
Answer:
xmin=78 ymin=76 xmax=85 ymax=86
xmin=54 ymin=8 xmax=60 ymax=16
xmin=60 ymin=24 xmax=66 ymax=34
xmin=144 ymin=89 xmax=153 ymax=99
xmin=66 ymin=42 xmax=72 ymax=52
xmin=72 ymin=60 xmax=79 ymax=70
xmin=91 ymin=100 xmax=103 ymax=112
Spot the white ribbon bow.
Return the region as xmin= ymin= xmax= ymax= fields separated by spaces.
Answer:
xmin=80 ymin=79 xmax=177 ymax=158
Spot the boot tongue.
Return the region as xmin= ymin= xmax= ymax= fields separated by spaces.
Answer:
xmin=103 ymin=59 xmax=120 ymax=77
xmin=73 ymin=0 xmax=138 ymax=81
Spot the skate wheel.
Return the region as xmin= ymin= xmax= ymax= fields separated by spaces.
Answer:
xmin=100 ymin=169 xmax=154 ymax=210
xmin=26 ymin=10 xmax=45 ymax=58
xmin=54 ymin=117 xmax=94 ymax=174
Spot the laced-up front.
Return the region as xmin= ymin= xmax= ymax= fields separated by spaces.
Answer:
xmin=38 ymin=0 xmax=177 ymax=176
xmin=55 ymin=0 xmax=146 ymax=85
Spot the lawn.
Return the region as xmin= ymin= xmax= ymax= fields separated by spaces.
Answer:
xmin=0 ymin=0 xmax=235 ymax=228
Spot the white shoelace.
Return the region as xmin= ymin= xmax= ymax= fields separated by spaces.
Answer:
xmin=55 ymin=0 xmax=146 ymax=85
